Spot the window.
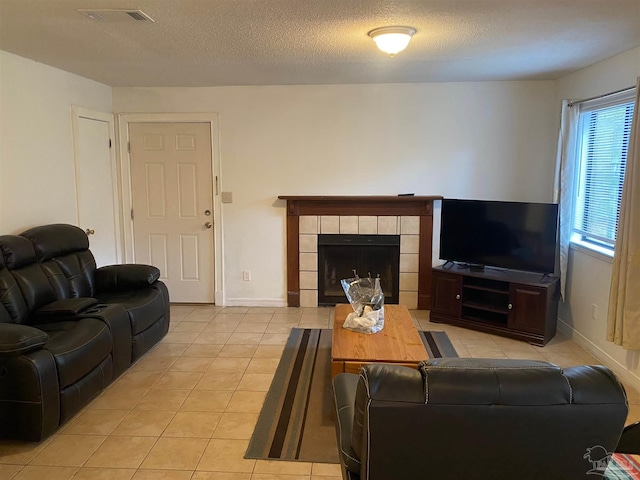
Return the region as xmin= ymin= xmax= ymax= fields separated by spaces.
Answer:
xmin=572 ymin=91 xmax=635 ymax=252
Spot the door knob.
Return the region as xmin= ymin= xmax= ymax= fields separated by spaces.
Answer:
xmin=455 ymin=294 xmax=461 ymax=300
xmin=508 ymin=303 xmax=513 ymax=310
xmin=85 ymin=228 xmax=95 ymax=235
xmin=204 ymin=222 xmax=212 ymax=229
xmin=204 ymin=209 xmax=211 ymax=216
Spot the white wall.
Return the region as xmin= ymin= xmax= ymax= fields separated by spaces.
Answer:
xmin=554 ymin=47 xmax=640 ymax=388
xmin=0 ymin=50 xmax=112 ymax=234
xmin=113 ymin=81 xmax=557 ymax=305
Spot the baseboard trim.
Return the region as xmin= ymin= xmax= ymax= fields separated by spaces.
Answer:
xmin=224 ymin=297 xmax=288 ymax=307
xmin=557 ymin=318 xmax=640 ymax=393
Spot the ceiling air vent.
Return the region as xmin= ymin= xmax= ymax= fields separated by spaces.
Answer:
xmin=77 ymin=9 xmax=155 ymax=22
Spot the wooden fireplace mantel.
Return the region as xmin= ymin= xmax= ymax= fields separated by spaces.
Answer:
xmin=279 ymin=195 xmax=443 ymax=309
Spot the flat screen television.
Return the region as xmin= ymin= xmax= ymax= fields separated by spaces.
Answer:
xmin=439 ymin=199 xmax=559 ymax=274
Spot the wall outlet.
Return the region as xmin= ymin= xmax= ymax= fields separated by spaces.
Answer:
xmin=242 ymin=270 xmax=251 ymax=281
xmin=591 ymin=304 xmax=598 ymax=320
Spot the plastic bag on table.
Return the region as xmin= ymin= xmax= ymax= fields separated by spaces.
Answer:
xmin=340 ymin=273 xmax=384 ymax=334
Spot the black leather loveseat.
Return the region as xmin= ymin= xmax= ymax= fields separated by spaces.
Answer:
xmin=333 ymin=358 xmax=629 ymax=480
xmin=0 ymin=224 xmax=170 ymax=441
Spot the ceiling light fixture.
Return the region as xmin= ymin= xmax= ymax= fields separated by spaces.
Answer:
xmin=368 ymin=26 xmax=416 ymax=56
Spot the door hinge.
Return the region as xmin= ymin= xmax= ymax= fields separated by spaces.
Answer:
xmin=215 ymin=176 xmax=219 ymax=195
xmin=127 ymin=141 xmax=131 ymax=153
xmin=130 ymin=209 xmax=134 ymax=220
xmin=109 ymin=138 xmax=112 ymax=148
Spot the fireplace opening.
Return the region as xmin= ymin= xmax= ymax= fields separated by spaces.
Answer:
xmin=317 ymin=234 xmax=400 ymax=306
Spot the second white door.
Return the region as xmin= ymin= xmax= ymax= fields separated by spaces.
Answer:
xmin=129 ymin=122 xmax=215 ymax=303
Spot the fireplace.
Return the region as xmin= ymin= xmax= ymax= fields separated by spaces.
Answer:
xmin=278 ymin=195 xmax=442 ymax=309
xmin=317 ymin=234 xmax=400 ymax=305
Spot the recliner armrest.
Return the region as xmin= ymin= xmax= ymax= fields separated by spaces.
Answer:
xmin=95 ymin=264 xmax=161 ymax=292
xmin=333 ymin=373 xmax=362 ymax=475
xmin=0 ymin=323 xmax=48 ymax=357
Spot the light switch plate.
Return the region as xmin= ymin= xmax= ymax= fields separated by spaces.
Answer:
xmin=221 ymin=191 xmax=233 ymax=203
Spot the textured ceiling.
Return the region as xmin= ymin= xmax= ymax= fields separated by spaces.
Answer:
xmin=0 ymin=0 xmax=638 ymax=87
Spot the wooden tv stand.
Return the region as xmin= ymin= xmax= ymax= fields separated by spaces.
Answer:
xmin=430 ymin=264 xmax=559 ymax=346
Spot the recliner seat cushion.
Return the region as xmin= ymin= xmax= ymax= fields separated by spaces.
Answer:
xmin=36 ymin=318 xmax=112 ymax=388
xmin=96 ymin=288 xmax=166 ymax=336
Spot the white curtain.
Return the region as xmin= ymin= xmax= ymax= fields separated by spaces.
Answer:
xmin=553 ymin=100 xmax=579 ymax=301
xmin=607 ymin=77 xmax=640 ymax=349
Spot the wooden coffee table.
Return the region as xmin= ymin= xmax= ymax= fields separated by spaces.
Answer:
xmin=331 ymin=304 xmax=428 ymax=378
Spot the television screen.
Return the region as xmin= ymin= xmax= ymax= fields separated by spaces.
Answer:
xmin=440 ymin=199 xmax=559 ymax=274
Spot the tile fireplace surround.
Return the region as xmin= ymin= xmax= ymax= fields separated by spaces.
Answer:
xmin=279 ymin=196 xmax=442 ymax=309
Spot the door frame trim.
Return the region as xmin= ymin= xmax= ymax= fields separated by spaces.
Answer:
xmin=116 ymin=113 xmax=224 ymax=305
xmin=71 ymin=106 xmax=123 ymax=263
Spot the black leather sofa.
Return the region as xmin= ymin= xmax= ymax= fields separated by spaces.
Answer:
xmin=333 ymin=358 xmax=629 ymax=480
xmin=0 ymin=224 xmax=170 ymax=441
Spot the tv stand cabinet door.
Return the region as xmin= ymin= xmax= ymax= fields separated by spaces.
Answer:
xmin=508 ymin=284 xmax=546 ymax=335
xmin=431 ymin=271 xmax=462 ymax=318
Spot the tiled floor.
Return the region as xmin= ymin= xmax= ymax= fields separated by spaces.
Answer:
xmin=1 ymin=305 xmax=639 ymax=480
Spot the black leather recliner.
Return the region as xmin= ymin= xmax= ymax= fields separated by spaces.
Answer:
xmin=333 ymin=358 xmax=629 ymax=480
xmin=0 ymin=224 xmax=170 ymax=441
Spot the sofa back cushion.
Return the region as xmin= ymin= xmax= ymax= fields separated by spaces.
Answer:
xmin=0 ymin=235 xmax=56 ymax=321
xmin=21 ymin=224 xmax=96 ymax=298
xmin=0 ymin=266 xmax=29 ymax=324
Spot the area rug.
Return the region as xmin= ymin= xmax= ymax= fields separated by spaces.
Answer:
xmin=245 ymin=327 xmax=458 ymax=463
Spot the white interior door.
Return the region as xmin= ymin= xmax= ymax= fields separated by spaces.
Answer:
xmin=72 ymin=108 xmax=119 ymax=267
xmin=129 ymin=122 xmax=215 ymax=303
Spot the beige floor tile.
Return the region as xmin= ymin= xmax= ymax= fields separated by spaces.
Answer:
xmin=251 ymin=475 xmax=310 ymax=480
xmin=195 ymin=371 xmax=244 ymax=391
xmin=131 ymin=356 xmax=177 ymax=372
xmin=245 ymin=358 xmax=280 ymax=374
xmin=114 ymin=370 xmax=164 ymax=389
xmin=171 ymin=322 xmax=208 ymax=333
xmin=311 ymin=463 xmax=341 ymax=476
xmin=140 ymin=437 xmax=208 ymax=470
xmin=191 ymin=472 xmax=251 ymax=480
xmin=136 ymin=389 xmax=191 ymax=412
xmin=212 ymin=314 xmax=245 ymax=323
xmin=12 ymin=465 xmax=78 ymax=480
xmin=270 ymin=314 xmax=303 ymax=324
xmin=0 ymin=464 xmax=22 ymax=479
xmin=0 ymin=439 xmax=49 ymax=465
xmin=85 ymin=436 xmax=157 ymax=468
xmin=29 ymin=434 xmax=105 ymax=467
xmin=196 ymin=439 xmax=255 ymax=473
xmin=132 ymin=470 xmax=193 ymax=480
xmin=183 ymin=344 xmax=224 ymax=358
xmin=193 ymin=332 xmax=233 ymax=345
xmin=218 ymin=345 xmax=259 ymax=358
xmin=298 ymin=321 xmax=329 ymax=329
xmin=211 ymin=413 xmax=258 ymax=440
xmin=202 ymin=322 xmax=242 ymax=333
xmin=163 ymin=412 xmax=222 ymax=438
xmin=72 ymin=467 xmax=136 ymax=479
xmin=112 ymin=410 xmax=175 ymax=436
xmin=226 ymin=333 xmax=264 ymax=345
xmin=252 ymin=346 xmax=285 ymax=359
xmin=313 ymin=476 xmax=342 ymax=480
xmin=220 ymin=307 xmax=250 ymax=314
xmin=162 ymin=332 xmax=200 ymax=344
xmin=89 ymin=384 xmax=149 ymax=410
xmin=226 ymin=391 xmax=267 ymax=414
xmin=259 ymin=334 xmax=290 ymax=346
xmin=183 ymin=310 xmax=219 ymax=323
xmin=146 ymin=344 xmax=189 ymax=357
xmin=265 ymin=324 xmax=295 ymax=334
xmin=627 ymin=403 xmax=640 ymax=425
xmin=240 ymin=314 xmax=273 ymax=324
xmin=234 ymin=323 xmax=269 ymax=334
xmin=207 ymin=358 xmax=251 ymax=373
xmin=236 ymin=373 xmax=274 ymax=392
xmin=154 ymin=371 xmax=204 ymax=390
xmin=181 ymin=390 xmax=233 ymax=413
xmin=62 ymin=409 xmax=129 ymax=435
xmin=170 ymin=356 xmax=214 ymax=373
xmin=247 ymin=307 xmax=277 ymax=314
xmin=254 ymin=460 xmax=312 ymax=475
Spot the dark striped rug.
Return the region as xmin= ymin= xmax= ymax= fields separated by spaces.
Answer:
xmin=245 ymin=328 xmax=458 ymax=463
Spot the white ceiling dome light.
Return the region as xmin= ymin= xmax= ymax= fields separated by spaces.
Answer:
xmin=368 ymin=26 xmax=417 ymax=56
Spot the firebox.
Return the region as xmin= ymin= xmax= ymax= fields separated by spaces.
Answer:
xmin=317 ymin=234 xmax=400 ymax=306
